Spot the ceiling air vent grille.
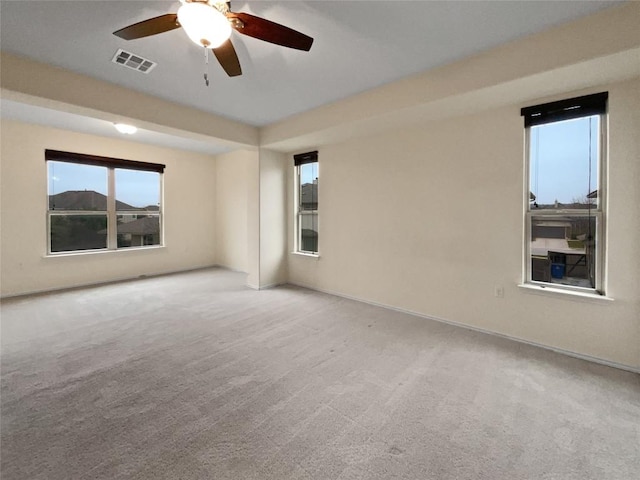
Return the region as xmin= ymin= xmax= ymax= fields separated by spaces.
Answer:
xmin=111 ymin=49 xmax=157 ymax=74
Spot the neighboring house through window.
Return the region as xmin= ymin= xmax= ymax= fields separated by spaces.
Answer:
xmin=294 ymin=151 xmax=318 ymax=254
xmin=521 ymin=92 xmax=607 ymax=294
xmin=46 ymin=150 xmax=164 ymax=254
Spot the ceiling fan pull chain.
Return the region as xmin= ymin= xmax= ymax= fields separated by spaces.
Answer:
xmin=203 ymin=46 xmax=210 ymax=87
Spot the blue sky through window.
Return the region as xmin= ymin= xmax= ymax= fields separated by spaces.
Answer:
xmin=115 ymin=169 xmax=160 ymax=208
xmin=529 ymin=116 xmax=599 ymax=205
xmin=48 ymin=162 xmax=106 ymax=196
xmin=300 ymin=162 xmax=318 ymax=185
xmin=48 ymin=162 xmax=160 ymax=208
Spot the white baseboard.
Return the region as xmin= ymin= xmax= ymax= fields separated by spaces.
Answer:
xmin=287 ymin=281 xmax=640 ymax=375
xmin=246 ymin=281 xmax=286 ymax=290
xmin=258 ymin=281 xmax=286 ymax=290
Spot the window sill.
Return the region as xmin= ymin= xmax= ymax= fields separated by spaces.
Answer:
xmin=44 ymin=245 xmax=165 ymax=258
xmin=290 ymin=251 xmax=320 ymax=259
xmin=518 ymin=283 xmax=613 ymax=304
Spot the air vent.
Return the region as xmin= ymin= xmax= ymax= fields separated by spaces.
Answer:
xmin=111 ymin=49 xmax=157 ymax=74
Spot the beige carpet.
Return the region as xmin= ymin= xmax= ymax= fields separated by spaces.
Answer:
xmin=1 ymin=268 xmax=639 ymax=479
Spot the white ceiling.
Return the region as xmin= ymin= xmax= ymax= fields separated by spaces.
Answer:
xmin=0 ymin=0 xmax=624 ymax=152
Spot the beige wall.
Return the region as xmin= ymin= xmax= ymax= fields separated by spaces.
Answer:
xmin=288 ymin=78 xmax=640 ymax=371
xmin=0 ymin=120 xmax=217 ymax=296
xmin=259 ymin=149 xmax=287 ymax=288
xmin=215 ymin=148 xmax=287 ymax=287
xmin=215 ymin=150 xmax=253 ymax=273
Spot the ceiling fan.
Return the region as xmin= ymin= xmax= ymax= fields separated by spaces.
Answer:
xmin=113 ymin=0 xmax=313 ymax=78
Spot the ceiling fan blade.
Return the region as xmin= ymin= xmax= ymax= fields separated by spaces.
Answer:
xmin=213 ymin=39 xmax=242 ymax=77
xmin=113 ymin=14 xmax=179 ymax=40
xmin=230 ymin=12 xmax=313 ymax=51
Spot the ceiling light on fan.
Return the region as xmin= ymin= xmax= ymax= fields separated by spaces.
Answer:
xmin=177 ymin=0 xmax=231 ymax=49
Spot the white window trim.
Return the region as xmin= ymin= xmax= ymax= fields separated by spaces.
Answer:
xmin=294 ymin=162 xmax=319 ymax=255
xmin=42 ymin=245 xmax=165 ymax=259
xmin=46 ymin=163 xmax=164 ymax=256
xmin=517 ymin=283 xmax=613 ymax=303
xmin=107 ymin=167 xmax=117 ymax=250
xmin=291 ymin=251 xmax=320 ymax=259
xmin=523 ymin=113 xmax=607 ymax=297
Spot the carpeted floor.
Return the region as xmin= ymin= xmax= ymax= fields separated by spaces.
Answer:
xmin=1 ymin=268 xmax=639 ymax=479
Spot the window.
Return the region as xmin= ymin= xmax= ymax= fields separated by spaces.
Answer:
xmin=521 ymin=92 xmax=607 ymax=294
xmin=46 ymin=150 xmax=164 ymax=254
xmin=294 ymin=151 xmax=318 ymax=254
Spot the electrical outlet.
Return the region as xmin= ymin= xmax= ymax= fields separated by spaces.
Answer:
xmin=494 ymin=285 xmax=504 ymax=298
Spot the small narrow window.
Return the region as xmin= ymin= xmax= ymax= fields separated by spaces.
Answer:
xmin=521 ymin=92 xmax=607 ymax=294
xmin=294 ymin=151 xmax=318 ymax=254
xmin=46 ymin=150 xmax=164 ymax=254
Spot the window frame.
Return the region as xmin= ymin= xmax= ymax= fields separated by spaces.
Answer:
xmin=293 ymin=151 xmax=319 ymax=255
xmin=521 ymin=94 xmax=607 ymax=295
xmin=45 ymin=150 xmax=164 ymax=255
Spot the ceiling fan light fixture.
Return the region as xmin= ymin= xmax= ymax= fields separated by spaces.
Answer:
xmin=178 ymin=1 xmax=231 ymax=49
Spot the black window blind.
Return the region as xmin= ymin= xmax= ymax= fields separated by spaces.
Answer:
xmin=521 ymin=92 xmax=608 ymax=128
